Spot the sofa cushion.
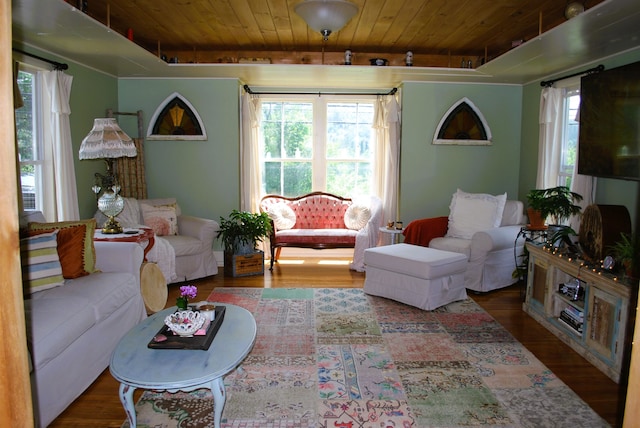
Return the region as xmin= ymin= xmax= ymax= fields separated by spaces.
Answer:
xmin=446 ymin=189 xmax=507 ymax=240
xmin=500 ymin=200 xmax=525 ymax=226
xmin=25 ymin=295 xmax=95 ymax=371
xmin=344 ymin=204 xmax=371 ymax=230
xmin=20 ymin=230 xmax=65 ymax=294
xmin=141 ymin=203 xmax=179 ymax=236
xmin=161 ymin=234 xmax=207 ymax=257
xmin=28 ymin=219 xmax=97 ymax=279
xmin=275 ymin=228 xmax=357 ymax=245
xmin=364 ymin=243 xmax=467 ymax=279
xmin=65 ymin=272 xmax=140 ymax=322
xmin=267 ymin=203 xmax=297 ymax=230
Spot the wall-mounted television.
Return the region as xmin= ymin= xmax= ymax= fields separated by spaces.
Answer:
xmin=578 ymin=60 xmax=640 ymax=181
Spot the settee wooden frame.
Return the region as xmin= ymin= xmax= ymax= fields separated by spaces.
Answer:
xmin=260 ymin=191 xmax=357 ymax=270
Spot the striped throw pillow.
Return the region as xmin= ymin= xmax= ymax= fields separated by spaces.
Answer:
xmin=21 ymin=229 xmax=65 ymax=294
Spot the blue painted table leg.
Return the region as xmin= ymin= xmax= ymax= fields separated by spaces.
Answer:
xmin=210 ymin=377 xmax=226 ymax=428
xmin=119 ymin=383 xmax=136 ymax=427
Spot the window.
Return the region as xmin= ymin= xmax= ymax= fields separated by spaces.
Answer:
xmin=15 ymin=65 xmax=43 ymax=211
xmin=260 ymin=96 xmax=375 ymax=197
xmin=559 ymin=88 xmax=580 ymax=188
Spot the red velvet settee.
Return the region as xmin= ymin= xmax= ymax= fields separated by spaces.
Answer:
xmin=260 ymin=192 xmax=382 ymax=271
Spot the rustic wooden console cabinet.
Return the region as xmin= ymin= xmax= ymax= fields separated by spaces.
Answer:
xmin=523 ymin=243 xmax=637 ymax=383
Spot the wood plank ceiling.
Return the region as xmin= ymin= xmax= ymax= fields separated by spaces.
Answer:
xmin=82 ymin=0 xmax=605 ymax=67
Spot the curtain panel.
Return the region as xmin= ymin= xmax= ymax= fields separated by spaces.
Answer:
xmin=39 ymin=70 xmax=79 ymax=221
xmin=240 ymin=91 xmax=262 ymax=213
xmin=374 ymin=92 xmax=402 ymax=231
xmin=537 ymin=85 xmax=595 ymax=230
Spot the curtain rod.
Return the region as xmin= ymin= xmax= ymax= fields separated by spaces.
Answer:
xmin=243 ymin=84 xmax=397 ymax=96
xmin=540 ymin=64 xmax=604 ymax=87
xmin=12 ymin=48 xmax=68 ymax=71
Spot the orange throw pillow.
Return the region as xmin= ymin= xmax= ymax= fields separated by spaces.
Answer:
xmin=28 ymin=219 xmax=97 ymax=279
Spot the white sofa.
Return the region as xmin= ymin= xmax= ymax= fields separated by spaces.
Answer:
xmin=21 ymin=212 xmax=146 ymax=427
xmin=403 ymin=194 xmax=526 ymax=293
xmin=96 ymin=197 xmax=219 ymax=283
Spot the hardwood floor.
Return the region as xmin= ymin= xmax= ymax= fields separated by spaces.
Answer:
xmin=49 ymin=256 xmax=626 ymax=427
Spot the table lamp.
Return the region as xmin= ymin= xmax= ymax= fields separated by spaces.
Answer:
xmin=78 ymin=118 xmax=137 ymax=233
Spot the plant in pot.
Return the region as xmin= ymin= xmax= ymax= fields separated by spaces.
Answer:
xmin=217 ymin=209 xmax=272 ymax=255
xmin=526 ymin=186 xmax=583 ymax=229
xmin=609 ymin=232 xmax=640 ymax=282
xmin=526 ymin=186 xmax=582 ymax=248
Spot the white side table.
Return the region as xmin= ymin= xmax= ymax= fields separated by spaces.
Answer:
xmin=379 ymin=226 xmax=404 ymax=245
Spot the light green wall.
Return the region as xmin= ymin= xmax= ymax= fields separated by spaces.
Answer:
xmin=400 ymin=82 xmax=523 ymax=224
xmin=116 ymin=78 xmax=240 ymax=227
xmin=519 ymin=49 xmax=640 ymax=231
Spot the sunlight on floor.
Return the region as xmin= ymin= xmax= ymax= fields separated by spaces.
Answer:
xmin=264 ymin=258 xmax=352 ymax=265
xmin=271 ymin=259 xmax=305 ymax=265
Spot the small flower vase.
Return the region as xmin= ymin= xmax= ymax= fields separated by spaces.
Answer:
xmin=176 ymin=296 xmax=188 ymax=310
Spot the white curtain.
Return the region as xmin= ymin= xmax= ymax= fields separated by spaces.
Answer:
xmin=536 ymin=86 xmax=563 ymax=189
xmin=39 ymin=70 xmax=79 ymax=221
xmin=537 ymin=84 xmax=596 ymax=231
xmin=373 ymin=92 xmax=401 ymax=227
xmin=240 ymin=91 xmax=262 ymax=213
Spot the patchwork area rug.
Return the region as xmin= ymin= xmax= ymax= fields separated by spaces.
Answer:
xmin=123 ymin=288 xmax=608 ymax=427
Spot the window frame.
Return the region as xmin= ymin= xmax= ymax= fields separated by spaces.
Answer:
xmin=15 ymin=62 xmax=45 ymax=211
xmin=558 ymin=81 xmax=581 ymax=188
xmin=259 ymin=94 xmax=376 ymax=197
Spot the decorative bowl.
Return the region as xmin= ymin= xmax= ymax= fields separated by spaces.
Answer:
xmin=164 ymin=310 xmax=205 ymax=337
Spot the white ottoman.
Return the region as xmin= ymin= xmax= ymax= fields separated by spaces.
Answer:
xmin=364 ymin=243 xmax=468 ymax=310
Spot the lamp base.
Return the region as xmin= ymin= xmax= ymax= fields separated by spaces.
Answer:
xmin=102 ymin=216 xmax=124 ymax=234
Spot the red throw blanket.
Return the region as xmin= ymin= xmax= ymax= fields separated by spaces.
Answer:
xmin=402 ymin=216 xmax=449 ymax=247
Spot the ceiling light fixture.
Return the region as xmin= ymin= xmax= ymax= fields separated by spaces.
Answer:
xmin=294 ymin=0 xmax=359 ymax=41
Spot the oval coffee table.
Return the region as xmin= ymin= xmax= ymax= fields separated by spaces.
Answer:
xmin=110 ymin=304 xmax=256 ymax=428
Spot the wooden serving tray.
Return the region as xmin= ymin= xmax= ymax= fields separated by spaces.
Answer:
xmin=148 ymin=306 xmax=226 ymax=350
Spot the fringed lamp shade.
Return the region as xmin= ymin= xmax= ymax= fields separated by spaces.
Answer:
xmin=78 ymin=118 xmax=137 ymax=160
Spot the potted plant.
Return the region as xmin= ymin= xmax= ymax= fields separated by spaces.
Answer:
xmin=609 ymin=232 xmax=640 ymax=281
xmin=217 ymin=209 xmax=272 ymax=255
xmin=526 ymin=186 xmax=583 ymax=228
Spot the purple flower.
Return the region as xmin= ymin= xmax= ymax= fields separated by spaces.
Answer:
xmin=179 ymin=285 xmax=197 ymax=300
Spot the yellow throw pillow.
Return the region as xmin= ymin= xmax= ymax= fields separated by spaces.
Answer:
xmin=28 ymin=219 xmax=97 ymax=279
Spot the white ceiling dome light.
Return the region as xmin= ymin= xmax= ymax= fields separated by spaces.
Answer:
xmin=294 ymin=0 xmax=359 ymax=41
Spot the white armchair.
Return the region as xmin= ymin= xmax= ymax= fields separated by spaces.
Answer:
xmin=403 ymin=191 xmax=526 ymax=293
xmin=95 ymin=197 xmax=219 ymax=283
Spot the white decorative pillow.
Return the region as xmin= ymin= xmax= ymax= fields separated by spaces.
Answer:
xmin=267 ymin=203 xmax=296 ymax=230
xmin=446 ymin=189 xmax=507 ymax=239
xmin=140 ymin=203 xmax=179 ymax=236
xmin=344 ymin=204 xmax=371 ymax=230
xmin=21 ymin=230 xmax=65 ymax=294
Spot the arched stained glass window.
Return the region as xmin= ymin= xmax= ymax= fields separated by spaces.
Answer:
xmin=433 ymin=97 xmax=491 ymax=145
xmin=147 ymin=92 xmax=207 ymax=140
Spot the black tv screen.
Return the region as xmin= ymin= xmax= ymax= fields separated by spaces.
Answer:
xmin=578 ymin=60 xmax=640 ymax=181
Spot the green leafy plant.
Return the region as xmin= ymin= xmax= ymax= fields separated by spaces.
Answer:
xmin=609 ymin=232 xmax=640 ymax=280
xmin=526 ymin=186 xmax=583 ymax=225
xmin=217 ymin=210 xmax=272 ymax=255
